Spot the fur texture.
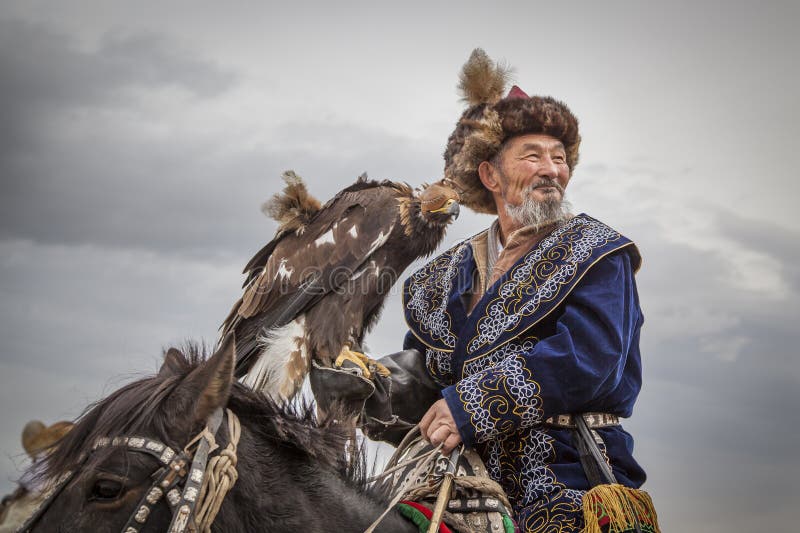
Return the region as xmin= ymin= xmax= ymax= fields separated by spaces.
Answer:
xmin=444 ymin=49 xmax=581 ymax=214
xmin=458 ymin=48 xmax=512 ymax=105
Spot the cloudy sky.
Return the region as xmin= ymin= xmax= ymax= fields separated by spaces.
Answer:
xmin=1 ymin=1 xmax=798 ymax=531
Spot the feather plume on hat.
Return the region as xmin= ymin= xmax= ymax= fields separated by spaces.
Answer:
xmin=458 ymin=48 xmax=513 ymax=106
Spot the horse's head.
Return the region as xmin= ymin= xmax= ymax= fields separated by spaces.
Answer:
xmin=28 ymin=336 xmax=236 ymax=532
xmin=23 ymin=336 xmax=414 ymax=533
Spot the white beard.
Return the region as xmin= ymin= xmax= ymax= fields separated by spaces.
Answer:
xmin=505 ymin=192 xmax=572 ymax=230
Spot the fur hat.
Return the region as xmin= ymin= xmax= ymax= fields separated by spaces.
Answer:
xmin=443 ymin=49 xmax=581 ymax=214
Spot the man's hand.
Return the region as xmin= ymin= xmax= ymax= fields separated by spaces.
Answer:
xmin=419 ymin=398 xmax=462 ymax=454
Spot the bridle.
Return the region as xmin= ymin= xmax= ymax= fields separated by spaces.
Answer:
xmin=17 ymin=407 xmax=239 ymax=533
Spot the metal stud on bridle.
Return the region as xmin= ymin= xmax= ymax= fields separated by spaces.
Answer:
xmin=17 ymin=407 xmax=239 ymax=533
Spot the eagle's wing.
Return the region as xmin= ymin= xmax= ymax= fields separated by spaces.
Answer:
xmin=222 ymin=184 xmax=400 ymax=376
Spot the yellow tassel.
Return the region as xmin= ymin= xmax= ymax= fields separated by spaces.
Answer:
xmin=581 ymin=484 xmax=660 ymax=533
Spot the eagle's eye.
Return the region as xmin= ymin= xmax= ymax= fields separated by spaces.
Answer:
xmin=427 ymin=198 xmax=460 ymax=219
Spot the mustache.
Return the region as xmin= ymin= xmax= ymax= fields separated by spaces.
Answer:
xmin=527 ymin=180 xmax=565 ymax=194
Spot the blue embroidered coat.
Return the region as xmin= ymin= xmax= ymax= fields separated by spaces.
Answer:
xmin=402 ymin=214 xmax=647 ymax=532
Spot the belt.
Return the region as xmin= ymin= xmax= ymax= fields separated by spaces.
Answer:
xmin=544 ymin=413 xmax=620 ymax=429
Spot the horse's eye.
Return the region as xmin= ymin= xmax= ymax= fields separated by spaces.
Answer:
xmin=90 ymin=478 xmax=124 ymax=501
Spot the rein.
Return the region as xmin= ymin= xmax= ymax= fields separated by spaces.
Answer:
xmin=364 ymin=426 xmax=512 ymax=533
xmin=17 ymin=407 xmax=240 ymax=533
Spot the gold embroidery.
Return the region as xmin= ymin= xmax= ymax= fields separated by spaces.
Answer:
xmin=456 ymin=354 xmax=543 ymax=443
xmin=482 ymin=430 xmax=584 ymax=533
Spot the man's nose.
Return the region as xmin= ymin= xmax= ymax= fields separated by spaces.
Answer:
xmin=539 ymin=156 xmax=559 ymax=178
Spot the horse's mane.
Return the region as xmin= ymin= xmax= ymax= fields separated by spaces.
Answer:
xmin=40 ymin=342 xmax=365 ymax=487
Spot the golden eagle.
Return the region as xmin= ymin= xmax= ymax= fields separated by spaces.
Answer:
xmin=220 ymin=171 xmax=460 ymax=400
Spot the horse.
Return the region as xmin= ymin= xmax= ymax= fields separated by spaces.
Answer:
xmin=1 ymin=488 xmax=40 ymax=533
xmin=0 ymin=421 xmax=74 ymax=533
xmin=21 ymin=336 xmax=418 ymax=532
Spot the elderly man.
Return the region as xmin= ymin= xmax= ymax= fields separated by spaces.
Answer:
xmin=309 ymin=49 xmax=658 ymax=532
xmin=355 ymin=49 xmax=656 ymax=533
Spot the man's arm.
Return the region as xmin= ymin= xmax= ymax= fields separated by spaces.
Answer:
xmin=440 ymin=250 xmax=643 ymax=447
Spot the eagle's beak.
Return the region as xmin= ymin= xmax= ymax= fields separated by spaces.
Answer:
xmin=448 ymin=200 xmax=460 ymax=219
xmin=431 ymin=199 xmax=460 ymax=219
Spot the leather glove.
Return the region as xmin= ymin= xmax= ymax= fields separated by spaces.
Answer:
xmin=362 ymin=349 xmax=442 ymax=445
xmin=309 ymin=360 xmax=376 ymax=418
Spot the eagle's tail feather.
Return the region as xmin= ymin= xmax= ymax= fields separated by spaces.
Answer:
xmin=240 ymin=318 xmax=309 ymax=401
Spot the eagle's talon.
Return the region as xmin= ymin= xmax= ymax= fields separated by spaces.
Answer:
xmin=334 ymin=347 xmax=391 ymax=379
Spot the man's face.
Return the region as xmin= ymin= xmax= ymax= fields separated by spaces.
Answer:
xmin=492 ymin=133 xmax=571 ymax=208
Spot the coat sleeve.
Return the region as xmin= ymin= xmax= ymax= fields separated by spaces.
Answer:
xmin=402 ymin=329 xmax=427 ymax=353
xmin=441 ymin=250 xmax=643 ymax=447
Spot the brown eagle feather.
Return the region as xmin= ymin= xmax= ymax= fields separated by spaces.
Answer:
xmin=220 ymin=172 xmax=460 ymax=400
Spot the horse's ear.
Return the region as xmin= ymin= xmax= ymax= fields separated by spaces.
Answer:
xmin=22 ymin=420 xmax=46 ymax=458
xmin=159 ymin=348 xmax=186 ymax=378
xmin=178 ymin=334 xmax=236 ymax=424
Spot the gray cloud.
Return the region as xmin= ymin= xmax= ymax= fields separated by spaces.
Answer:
xmin=0 ymin=117 xmax=451 ymax=256
xmin=0 ymin=18 xmax=251 ymax=256
xmin=715 ymin=211 xmax=800 ymax=294
xmin=1 ymin=3 xmax=799 ymax=530
xmin=0 ymin=18 xmax=234 ymax=115
xmin=0 ymin=25 xmax=450 ymax=258
xmin=0 ymin=20 xmax=450 ymax=256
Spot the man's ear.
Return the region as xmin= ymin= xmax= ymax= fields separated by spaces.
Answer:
xmin=478 ymin=160 xmax=502 ymax=194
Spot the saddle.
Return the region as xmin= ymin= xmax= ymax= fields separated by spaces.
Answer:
xmin=369 ymin=428 xmax=517 ymax=533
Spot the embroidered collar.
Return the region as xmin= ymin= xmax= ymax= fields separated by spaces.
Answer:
xmin=464 ymin=215 xmax=629 ymax=357
xmin=403 ymin=214 xmax=638 ymax=361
